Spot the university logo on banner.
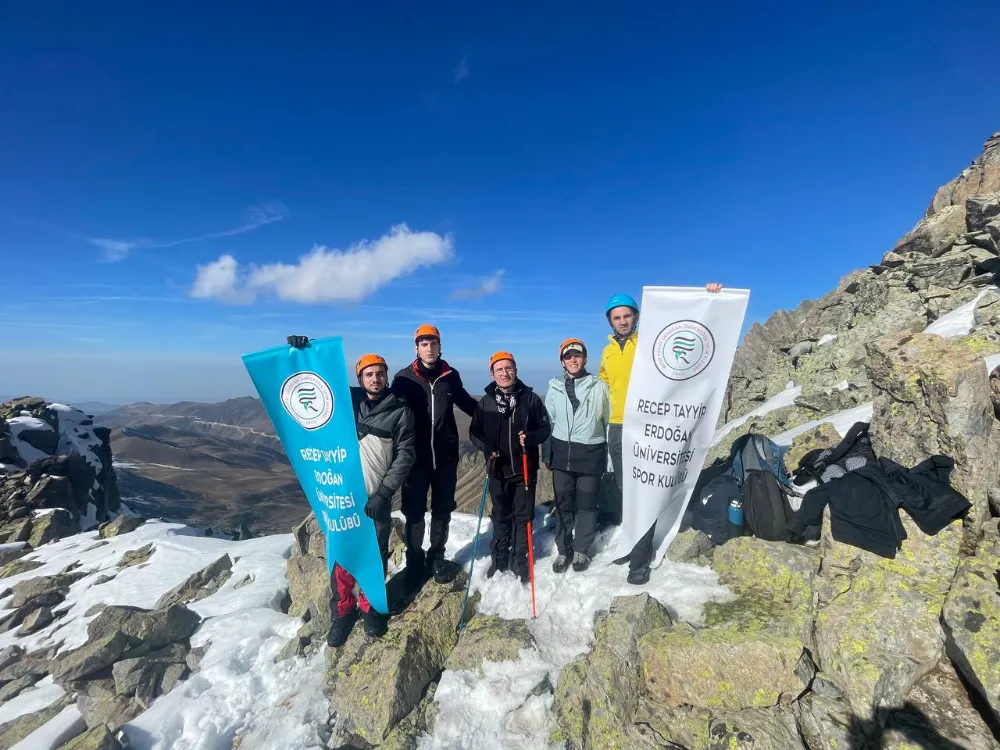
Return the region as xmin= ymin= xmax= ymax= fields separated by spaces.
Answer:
xmin=652 ymin=320 xmax=715 ymax=381
xmin=615 ymin=286 xmax=749 ymax=566
xmin=242 ymin=336 xmax=389 ymax=614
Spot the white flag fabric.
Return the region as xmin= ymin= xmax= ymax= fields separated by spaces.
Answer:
xmin=614 ymin=285 xmax=750 ymax=564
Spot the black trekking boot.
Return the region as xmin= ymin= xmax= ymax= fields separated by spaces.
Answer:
xmin=627 ymin=566 xmax=650 ymax=586
xmin=360 ymin=607 xmax=388 ymax=638
xmin=551 ymin=554 xmax=570 ymax=574
xmin=404 ymin=557 xmax=428 ymax=589
xmin=432 ymin=557 xmax=458 ymax=584
xmin=572 ymin=552 xmax=591 ymax=572
xmin=327 ymin=608 xmax=358 ymax=648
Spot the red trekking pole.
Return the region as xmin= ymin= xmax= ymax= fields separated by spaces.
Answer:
xmin=522 ymin=450 xmax=537 ymax=619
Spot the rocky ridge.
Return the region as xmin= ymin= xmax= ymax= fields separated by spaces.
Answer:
xmin=0 ymin=397 xmax=123 ymax=568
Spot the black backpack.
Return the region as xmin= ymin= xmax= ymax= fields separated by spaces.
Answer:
xmin=692 ymin=433 xmax=796 ymax=543
xmin=690 ymin=460 xmax=742 ymax=544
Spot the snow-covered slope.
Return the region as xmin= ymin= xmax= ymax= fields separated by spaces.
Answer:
xmin=0 ymin=509 xmax=729 ymax=750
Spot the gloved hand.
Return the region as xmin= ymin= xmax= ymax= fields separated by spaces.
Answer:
xmin=287 ymin=335 xmax=309 ymax=348
xmin=365 ymin=488 xmax=390 ymax=519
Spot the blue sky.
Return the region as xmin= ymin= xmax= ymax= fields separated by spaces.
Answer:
xmin=2 ymin=2 xmax=1000 ymax=404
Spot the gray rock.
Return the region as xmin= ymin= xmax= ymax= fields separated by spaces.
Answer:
xmin=84 ymin=541 xmax=110 ymax=552
xmin=553 ymin=593 xmax=671 ymax=749
xmin=185 ymin=646 xmax=205 ymax=673
xmin=814 ymin=511 xmax=963 ymax=722
xmin=0 ymin=519 xmax=31 ymax=545
xmin=117 ymin=543 xmax=154 ymax=569
xmin=966 ymin=192 xmax=1000 ymax=233
xmin=154 ymin=553 xmax=233 ymax=609
xmin=0 ymin=646 xmax=24 ymax=673
xmin=10 ymin=571 xmax=85 ymax=608
xmin=881 ymin=657 xmax=1000 ymax=750
xmin=975 ymin=288 xmax=1000 ymax=326
xmin=446 ymin=615 xmax=535 ymax=674
xmin=51 ymin=631 xmax=132 ymax=682
xmin=788 ymin=341 xmax=813 ymax=357
xmin=99 ymin=515 xmax=145 ymax=538
xmin=15 ymin=424 xmax=57 ymax=456
xmin=894 ymin=204 xmax=967 ymax=256
xmin=941 ymin=533 xmax=1000 ymax=727
xmin=16 ymin=606 xmax=53 ymax=635
xmin=158 ymin=662 xmax=186 ymax=696
xmin=0 ymin=555 xmax=42 ymax=580
xmin=866 ymin=331 xmax=1000 ymax=539
xmin=87 ymin=604 xmax=201 ymax=650
xmin=28 ymin=509 xmax=80 ymax=547
xmin=328 ymin=572 xmax=471 ymax=747
xmin=0 ymin=546 xmax=27 ymax=568
xmin=0 ymin=673 xmax=42 ymax=703
xmin=25 ymin=474 xmax=72 ymax=508
xmin=0 ymin=693 xmax=74 ymax=748
xmin=74 ymin=677 xmax=144 ymax=732
xmin=665 ymin=528 xmax=713 ymax=565
xmin=0 ymin=647 xmax=53 ymax=685
xmin=58 ymin=725 xmax=125 ymax=750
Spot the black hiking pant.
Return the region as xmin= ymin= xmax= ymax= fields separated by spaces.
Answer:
xmin=401 ymin=460 xmax=459 ymax=572
xmin=552 ymin=469 xmax=599 ymax=557
xmin=609 ymin=423 xmax=656 ymax=571
xmin=489 ymin=473 xmax=536 ymax=574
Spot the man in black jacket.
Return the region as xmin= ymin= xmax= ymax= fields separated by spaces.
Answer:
xmin=470 ymin=351 xmax=552 ymax=583
xmin=391 ymin=324 xmax=479 ymax=585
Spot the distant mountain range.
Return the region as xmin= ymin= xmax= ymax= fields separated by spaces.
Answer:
xmin=96 ymin=395 xmax=475 ymax=535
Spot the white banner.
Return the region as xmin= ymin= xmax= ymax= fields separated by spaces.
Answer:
xmin=614 ymin=285 xmax=750 ymax=564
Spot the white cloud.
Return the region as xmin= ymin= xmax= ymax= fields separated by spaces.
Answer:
xmin=189 ymin=224 xmax=454 ymax=305
xmin=190 ymin=254 xmax=254 ymax=304
xmin=450 ymin=269 xmax=505 ymax=299
xmin=90 ymin=202 xmax=288 ymax=262
xmin=454 ymin=56 xmax=470 ymax=84
xmin=90 ymin=238 xmax=147 ymax=262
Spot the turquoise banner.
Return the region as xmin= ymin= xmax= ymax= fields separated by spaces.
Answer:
xmin=241 ymin=336 xmax=388 ymax=614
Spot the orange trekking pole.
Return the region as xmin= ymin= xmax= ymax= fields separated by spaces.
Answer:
xmin=522 ymin=450 xmax=537 ymax=619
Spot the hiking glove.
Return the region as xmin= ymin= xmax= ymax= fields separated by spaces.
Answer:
xmin=287 ymin=335 xmax=309 ymax=348
xmin=365 ymin=488 xmax=390 ymax=519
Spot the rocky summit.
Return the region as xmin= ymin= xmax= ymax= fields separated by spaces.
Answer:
xmin=2 ymin=132 xmax=1000 ymax=748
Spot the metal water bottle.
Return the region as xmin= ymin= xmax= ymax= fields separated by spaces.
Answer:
xmin=728 ymin=497 xmax=744 ymax=529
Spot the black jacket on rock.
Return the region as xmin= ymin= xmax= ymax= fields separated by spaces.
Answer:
xmin=391 ymin=359 xmax=478 ymax=470
xmin=470 ymin=380 xmax=552 ymax=479
xmin=791 ymin=454 xmax=971 ymax=558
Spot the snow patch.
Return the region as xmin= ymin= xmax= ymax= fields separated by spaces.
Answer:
xmin=0 ymin=678 xmax=65 ymax=724
xmin=771 ymin=402 xmax=875 ymax=447
xmin=8 ymin=416 xmax=53 ymax=434
xmin=923 ymin=287 xmax=997 ymax=338
xmin=817 ymin=333 xmax=838 ymax=346
xmin=713 ymin=383 xmax=802 ymax=446
xmin=10 ymin=704 xmax=85 ymax=750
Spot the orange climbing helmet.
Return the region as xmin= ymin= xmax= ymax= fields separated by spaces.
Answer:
xmin=414 ymin=323 xmax=441 ymax=342
xmin=355 ymin=353 xmax=388 ymax=377
xmin=559 ymin=338 xmax=587 ymax=360
xmin=489 ymin=351 xmax=516 ymax=372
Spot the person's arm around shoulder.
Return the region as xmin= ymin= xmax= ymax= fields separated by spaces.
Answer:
xmin=451 ymin=370 xmax=479 ymax=417
xmin=523 ymin=391 xmax=552 ymax=447
xmin=541 ymin=385 xmax=556 ymax=469
xmin=469 ymin=398 xmax=497 ymax=458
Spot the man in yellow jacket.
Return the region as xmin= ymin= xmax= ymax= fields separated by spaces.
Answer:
xmin=600 ymin=283 xmax=722 ymax=585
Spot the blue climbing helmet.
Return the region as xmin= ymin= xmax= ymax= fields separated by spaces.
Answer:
xmin=605 ymin=293 xmax=639 ymax=320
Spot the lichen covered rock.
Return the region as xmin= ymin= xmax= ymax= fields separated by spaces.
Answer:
xmin=552 ymin=593 xmax=671 ymax=750
xmin=705 ymin=537 xmax=820 ymax=647
xmin=639 ymin=623 xmax=807 ymax=711
xmin=813 ymin=512 xmax=963 ymax=721
xmin=941 ymin=532 xmax=1000 ymax=726
xmin=446 ymin=615 xmax=535 ymax=674
xmin=328 ymin=572 xmax=469 ymax=747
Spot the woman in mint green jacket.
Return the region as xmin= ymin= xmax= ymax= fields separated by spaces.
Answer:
xmin=542 ymin=338 xmax=611 ymax=573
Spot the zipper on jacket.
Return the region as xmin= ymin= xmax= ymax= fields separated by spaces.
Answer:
xmin=509 ymin=405 xmax=516 ymax=476
xmin=429 ymin=379 xmax=437 ymax=470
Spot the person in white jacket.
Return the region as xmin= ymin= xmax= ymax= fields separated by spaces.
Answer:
xmin=542 ymin=338 xmax=611 ymax=573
